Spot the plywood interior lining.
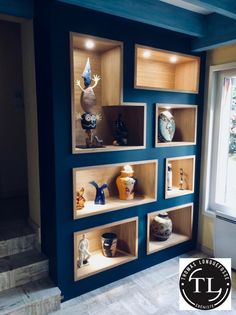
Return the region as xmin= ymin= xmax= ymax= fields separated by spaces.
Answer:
xmin=136 ymin=46 xmax=200 ymax=93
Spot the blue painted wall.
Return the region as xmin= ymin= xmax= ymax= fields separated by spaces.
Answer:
xmin=0 ymin=0 xmax=33 ymax=18
xmin=34 ymin=1 xmax=206 ymax=301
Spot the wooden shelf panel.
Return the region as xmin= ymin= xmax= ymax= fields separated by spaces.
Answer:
xmin=76 ymin=249 xmax=136 ymax=280
xmin=135 ymin=45 xmax=200 ymax=93
xmin=165 ymin=156 xmax=195 ymax=199
xmin=156 ymin=104 xmax=197 ymax=147
xmin=75 ymin=196 xmax=156 ymax=219
xmin=147 ymin=203 xmax=193 ymax=254
xmin=149 ymin=233 xmax=190 ymax=254
xmin=73 ymin=160 xmax=158 ymax=219
xmin=74 ymin=144 xmax=145 ymax=154
xmin=74 ymin=217 xmax=138 ymax=280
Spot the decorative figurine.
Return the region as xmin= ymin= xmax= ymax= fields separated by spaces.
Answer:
xmin=116 ymin=165 xmax=136 ymax=200
xmin=101 ymin=232 xmax=117 ymax=257
xmin=76 ymin=58 xmax=103 ymax=148
xmin=89 ymin=181 xmax=108 ymax=205
xmin=151 ymin=213 xmax=172 ymax=241
xmin=158 ymin=110 xmax=176 ymax=142
xmin=113 ymin=114 xmax=128 ymax=146
xmin=76 ymin=187 xmax=86 ymax=210
xmin=167 ymin=163 xmax=172 ymax=191
xmin=78 ymin=234 xmax=91 ymax=268
xmin=179 ymin=168 xmax=184 ymax=190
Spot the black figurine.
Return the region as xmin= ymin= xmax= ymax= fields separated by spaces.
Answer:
xmin=113 ymin=114 xmax=128 ymax=146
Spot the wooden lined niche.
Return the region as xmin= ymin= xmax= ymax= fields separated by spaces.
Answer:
xmin=165 ymin=156 xmax=195 ymax=199
xmin=135 ymin=45 xmax=200 ymax=93
xmin=74 ymin=217 xmax=138 ymax=280
xmin=73 ymin=160 xmax=157 ymax=219
xmin=147 ymin=203 xmax=193 ymax=254
xmin=156 ymin=104 xmax=197 ymax=147
xmin=71 ymin=33 xmax=146 ymax=153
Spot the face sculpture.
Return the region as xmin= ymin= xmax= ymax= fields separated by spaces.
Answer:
xmin=158 ymin=110 xmax=176 ymax=142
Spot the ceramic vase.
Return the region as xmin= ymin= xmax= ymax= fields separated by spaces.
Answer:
xmin=116 ymin=165 xmax=136 ymax=200
xmin=101 ymin=233 xmax=117 ymax=257
xmin=151 ymin=213 xmax=172 ymax=241
xmin=158 ymin=110 xmax=176 ymax=142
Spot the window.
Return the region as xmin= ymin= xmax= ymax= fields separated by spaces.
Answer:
xmin=201 ymin=64 xmax=236 ymax=216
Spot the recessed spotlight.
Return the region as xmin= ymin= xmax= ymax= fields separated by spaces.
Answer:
xmin=143 ymin=50 xmax=151 ymax=58
xmin=85 ymin=40 xmax=95 ymax=49
xmin=170 ymin=56 xmax=177 ymax=63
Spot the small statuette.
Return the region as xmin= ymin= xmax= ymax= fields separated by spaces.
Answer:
xmin=75 ymin=58 xmax=103 ymax=148
xmin=167 ymin=163 xmax=172 ymax=191
xmin=179 ymin=168 xmax=184 ymax=190
xmin=151 ymin=213 xmax=172 ymax=241
xmin=158 ymin=110 xmax=176 ymax=142
xmin=89 ymin=181 xmax=108 ymax=205
xmin=101 ymin=233 xmax=117 ymax=257
xmin=78 ymin=234 xmax=91 ymax=268
xmin=116 ymin=165 xmax=136 ymax=200
xmin=76 ymin=187 xmax=86 ymax=210
xmin=113 ymin=114 xmax=128 ymax=146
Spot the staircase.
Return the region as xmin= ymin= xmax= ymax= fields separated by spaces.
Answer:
xmin=0 ymin=220 xmax=61 ymax=315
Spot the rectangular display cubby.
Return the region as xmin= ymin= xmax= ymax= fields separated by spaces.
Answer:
xmin=73 ymin=160 xmax=157 ymax=219
xmin=156 ymin=104 xmax=197 ymax=147
xmin=135 ymin=45 xmax=200 ymax=93
xmin=165 ymin=156 xmax=195 ymax=199
xmin=70 ymin=33 xmax=146 ymax=153
xmin=74 ymin=217 xmax=138 ymax=280
xmin=147 ymin=203 xmax=193 ymax=254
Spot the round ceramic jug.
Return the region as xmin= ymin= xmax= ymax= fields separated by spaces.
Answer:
xmin=151 ymin=213 xmax=172 ymax=241
xmin=158 ymin=110 xmax=176 ymax=142
xmin=116 ymin=165 xmax=136 ymax=200
xmin=101 ymin=233 xmax=117 ymax=257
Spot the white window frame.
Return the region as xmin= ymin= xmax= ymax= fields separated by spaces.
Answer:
xmin=200 ymin=62 xmax=236 ymax=217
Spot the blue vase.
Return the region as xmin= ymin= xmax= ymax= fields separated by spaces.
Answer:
xmin=89 ymin=181 xmax=108 ymax=205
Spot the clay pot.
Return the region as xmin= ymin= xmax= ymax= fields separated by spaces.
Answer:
xmin=151 ymin=213 xmax=172 ymax=241
xmin=101 ymin=233 xmax=117 ymax=257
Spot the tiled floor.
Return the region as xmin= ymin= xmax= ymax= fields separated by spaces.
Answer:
xmin=52 ymin=251 xmax=236 ymax=315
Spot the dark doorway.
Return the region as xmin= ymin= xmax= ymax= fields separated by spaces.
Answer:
xmin=0 ymin=19 xmax=29 ymax=220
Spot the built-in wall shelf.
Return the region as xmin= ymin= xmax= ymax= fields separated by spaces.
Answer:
xmin=156 ymin=104 xmax=197 ymax=147
xmin=70 ymin=33 xmax=146 ymax=154
xmin=73 ymin=160 xmax=157 ymax=219
xmin=74 ymin=217 xmax=138 ymax=280
xmin=147 ymin=204 xmax=193 ymax=254
xmin=165 ymin=156 xmax=195 ymax=199
xmin=135 ymin=45 xmax=200 ymax=93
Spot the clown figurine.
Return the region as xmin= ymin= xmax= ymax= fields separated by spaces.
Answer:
xmin=76 ymin=58 xmax=103 ymax=148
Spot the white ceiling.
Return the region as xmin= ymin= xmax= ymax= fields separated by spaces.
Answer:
xmin=160 ymin=0 xmax=212 ymax=15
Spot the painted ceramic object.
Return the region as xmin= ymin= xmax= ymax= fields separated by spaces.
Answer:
xmin=151 ymin=213 xmax=172 ymax=241
xmin=76 ymin=58 xmax=103 ymax=148
xmin=101 ymin=233 xmax=117 ymax=257
xmin=81 ymin=112 xmax=97 ymax=130
xmin=116 ymin=165 xmax=136 ymax=200
xmin=89 ymin=181 xmax=108 ymax=205
xmin=78 ymin=234 xmax=91 ymax=268
xmin=158 ymin=110 xmax=175 ymax=142
xmin=76 ymin=187 xmax=86 ymax=210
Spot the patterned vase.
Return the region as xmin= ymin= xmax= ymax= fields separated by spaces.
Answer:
xmin=116 ymin=165 xmax=136 ymax=200
xmin=158 ymin=110 xmax=176 ymax=142
xmin=101 ymin=233 xmax=117 ymax=257
xmin=151 ymin=213 xmax=172 ymax=241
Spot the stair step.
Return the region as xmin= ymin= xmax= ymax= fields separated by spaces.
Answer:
xmin=0 ymin=250 xmax=48 ymax=292
xmin=0 ymin=221 xmax=36 ymax=258
xmin=0 ymin=278 xmax=61 ymax=315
